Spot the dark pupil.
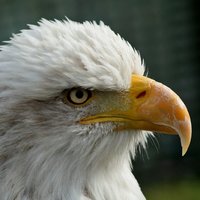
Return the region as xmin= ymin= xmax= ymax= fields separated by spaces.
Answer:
xmin=76 ymin=90 xmax=84 ymax=99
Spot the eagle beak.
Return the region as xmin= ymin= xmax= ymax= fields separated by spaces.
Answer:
xmin=81 ymin=75 xmax=192 ymax=156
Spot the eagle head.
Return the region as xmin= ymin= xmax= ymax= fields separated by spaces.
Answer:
xmin=0 ymin=19 xmax=191 ymax=200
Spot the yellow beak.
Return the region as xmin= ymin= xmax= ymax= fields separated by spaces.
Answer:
xmin=81 ymin=75 xmax=192 ymax=156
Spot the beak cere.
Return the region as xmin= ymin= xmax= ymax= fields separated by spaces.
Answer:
xmin=81 ymin=75 xmax=192 ymax=156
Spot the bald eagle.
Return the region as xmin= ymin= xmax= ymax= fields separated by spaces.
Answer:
xmin=0 ymin=19 xmax=191 ymax=200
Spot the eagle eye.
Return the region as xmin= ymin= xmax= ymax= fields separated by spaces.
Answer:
xmin=62 ymin=88 xmax=92 ymax=106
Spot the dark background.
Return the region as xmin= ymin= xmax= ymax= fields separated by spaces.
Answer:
xmin=0 ymin=0 xmax=199 ymax=199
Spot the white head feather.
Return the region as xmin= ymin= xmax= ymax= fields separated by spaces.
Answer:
xmin=0 ymin=19 xmax=148 ymax=200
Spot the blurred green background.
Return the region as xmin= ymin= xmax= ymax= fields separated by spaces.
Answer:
xmin=0 ymin=0 xmax=199 ymax=199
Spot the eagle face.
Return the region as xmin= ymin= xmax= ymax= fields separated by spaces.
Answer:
xmin=0 ymin=19 xmax=191 ymax=200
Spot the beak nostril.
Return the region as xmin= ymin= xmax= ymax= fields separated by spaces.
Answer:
xmin=136 ymin=91 xmax=146 ymax=99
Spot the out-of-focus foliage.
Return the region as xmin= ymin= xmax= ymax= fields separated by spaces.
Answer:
xmin=0 ymin=0 xmax=199 ymax=199
xmin=144 ymin=180 xmax=200 ymax=200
